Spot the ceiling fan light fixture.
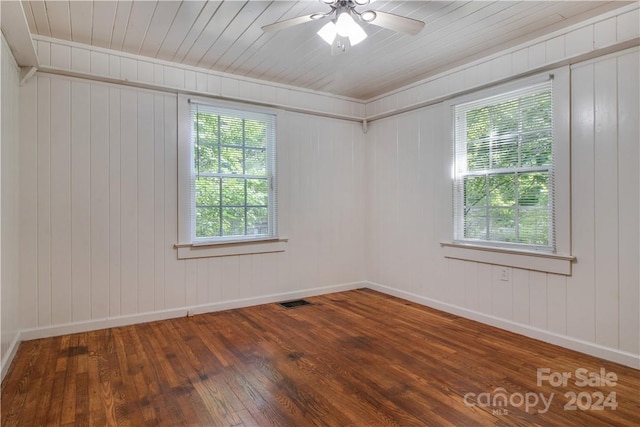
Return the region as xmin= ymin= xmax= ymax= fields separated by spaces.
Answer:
xmin=310 ymin=13 xmax=326 ymax=20
xmin=317 ymin=21 xmax=337 ymax=45
xmin=348 ymin=21 xmax=367 ymax=45
xmin=336 ymin=11 xmax=356 ymax=37
xmin=354 ymin=0 xmax=370 ymax=5
xmin=360 ymin=10 xmax=377 ymax=22
xmin=330 ymin=10 xmax=367 ymax=46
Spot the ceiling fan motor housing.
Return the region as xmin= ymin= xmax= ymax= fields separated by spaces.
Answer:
xmin=316 ymin=0 xmax=377 ymax=23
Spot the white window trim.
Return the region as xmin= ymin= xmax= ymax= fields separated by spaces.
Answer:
xmin=442 ymin=67 xmax=574 ymax=275
xmin=441 ymin=242 xmax=575 ymax=275
xmin=174 ymin=238 xmax=288 ymax=260
xmin=177 ymin=94 xmax=286 ymax=259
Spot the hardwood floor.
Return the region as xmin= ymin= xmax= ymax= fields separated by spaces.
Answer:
xmin=2 ymin=289 xmax=639 ymax=426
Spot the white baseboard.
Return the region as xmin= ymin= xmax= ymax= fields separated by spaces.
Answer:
xmin=17 ymin=281 xmax=366 ymax=342
xmin=19 ymin=308 xmax=189 ymax=341
xmin=186 ymin=281 xmax=365 ymax=316
xmin=1 ymin=333 xmax=22 ymax=382
xmin=8 ymin=279 xmax=635 ymax=379
xmin=366 ymin=281 xmax=640 ymax=370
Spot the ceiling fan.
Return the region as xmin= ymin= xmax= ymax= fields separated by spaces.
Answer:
xmin=262 ymin=0 xmax=425 ymax=54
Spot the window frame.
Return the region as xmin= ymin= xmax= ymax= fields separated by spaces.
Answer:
xmin=177 ymin=95 xmax=286 ymax=259
xmin=453 ymin=80 xmax=555 ymax=252
xmin=442 ymin=68 xmax=574 ymax=275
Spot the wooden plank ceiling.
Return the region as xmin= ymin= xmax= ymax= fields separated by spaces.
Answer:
xmin=22 ymin=1 xmax=630 ymax=100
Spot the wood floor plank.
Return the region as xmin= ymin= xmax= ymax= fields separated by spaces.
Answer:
xmin=2 ymin=289 xmax=639 ymax=426
xmin=15 ymin=340 xmax=50 ymax=427
xmin=0 ymin=341 xmax=41 ymax=427
xmin=133 ymin=322 xmax=185 ymax=426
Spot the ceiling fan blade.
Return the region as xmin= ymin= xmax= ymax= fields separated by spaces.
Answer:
xmin=369 ymin=11 xmax=425 ymax=35
xmin=261 ymin=14 xmax=317 ymax=32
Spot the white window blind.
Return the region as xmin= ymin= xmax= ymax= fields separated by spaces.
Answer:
xmin=453 ymin=81 xmax=554 ymax=251
xmin=190 ymin=101 xmax=277 ymax=244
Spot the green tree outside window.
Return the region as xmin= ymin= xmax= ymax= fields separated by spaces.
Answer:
xmin=454 ymin=84 xmax=553 ymax=249
xmin=191 ymin=105 xmax=275 ymax=241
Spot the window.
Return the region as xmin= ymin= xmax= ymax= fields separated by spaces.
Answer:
xmin=177 ymin=96 xmax=285 ymax=259
xmin=453 ymin=81 xmax=554 ymax=252
xmin=187 ymin=100 xmax=277 ymax=245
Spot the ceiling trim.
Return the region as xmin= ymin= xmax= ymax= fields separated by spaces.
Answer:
xmin=0 ymin=1 xmax=38 ymax=67
xmin=364 ymin=2 xmax=640 ymax=104
xmin=29 ymin=31 xmax=639 ymax=126
xmin=32 ymin=34 xmax=364 ymax=105
xmin=37 ymin=66 xmax=366 ymax=124
xmin=17 ymin=3 xmax=639 ymax=126
xmin=33 ymin=36 xmax=367 ymax=123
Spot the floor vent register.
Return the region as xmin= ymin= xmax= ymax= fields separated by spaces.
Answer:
xmin=278 ymin=299 xmax=312 ymax=309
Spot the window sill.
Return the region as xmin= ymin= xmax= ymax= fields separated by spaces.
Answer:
xmin=440 ymin=242 xmax=576 ymax=275
xmin=175 ymin=238 xmax=288 ymax=259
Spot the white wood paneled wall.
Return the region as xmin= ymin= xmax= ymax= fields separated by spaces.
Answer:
xmin=366 ymin=48 xmax=640 ymax=368
xmin=1 ymin=35 xmax=22 ymax=368
xmin=18 ymin=73 xmax=366 ymax=332
xmin=569 ymin=50 xmax=639 ymax=355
